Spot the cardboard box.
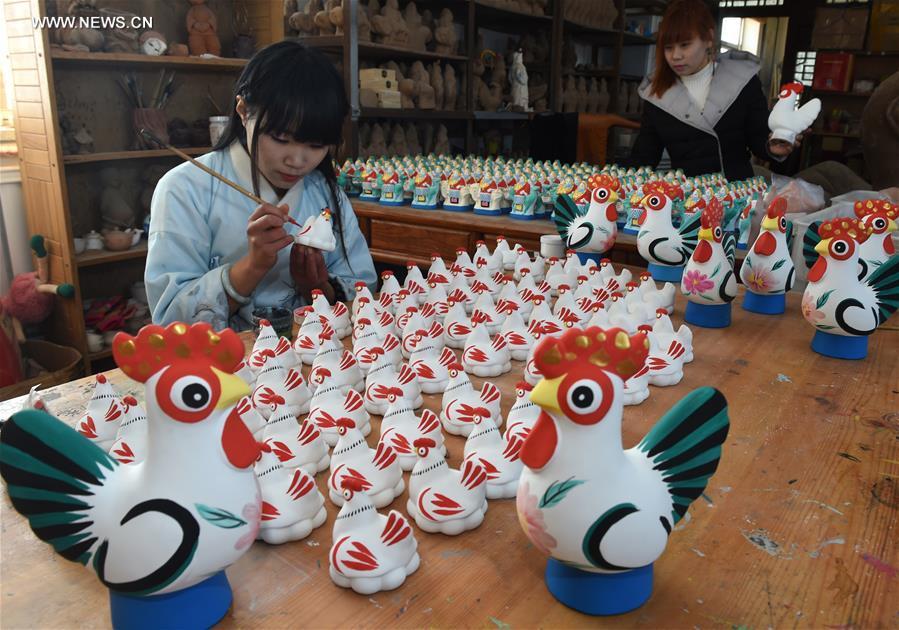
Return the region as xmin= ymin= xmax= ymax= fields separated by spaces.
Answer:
xmin=360 ymin=68 xmax=396 ymax=83
xmin=813 ymin=53 xmax=855 ymax=92
xmin=376 ymin=90 xmax=402 ymax=109
xmin=869 ymin=0 xmax=899 ymax=52
xmin=811 ymin=7 xmax=869 ymax=50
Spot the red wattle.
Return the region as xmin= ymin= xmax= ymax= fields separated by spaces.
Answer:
xmin=694 ymin=240 xmax=712 ymax=264
xmin=753 ymin=231 xmax=777 ymax=256
xmin=808 ymin=256 xmax=827 ymax=283
xmin=885 ymin=237 xmax=895 ymax=255
xmin=606 ymin=205 xmax=618 ymax=222
xmin=222 ymin=408 xmax=260 ymax=469
xmin=520 ymin=411 xmax=557 ymax=470
xmin=637 ymin=211 xmax=647 ymax=226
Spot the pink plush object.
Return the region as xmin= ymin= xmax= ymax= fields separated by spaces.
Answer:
xmin=1 ymin=272 xmax=55 ymax=324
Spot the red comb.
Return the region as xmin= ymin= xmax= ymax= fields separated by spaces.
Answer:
xmin=336 ymin=418 xmax=356 ymax=429
xmin=340 ymin=476 xmax=367 ymax=492
xmin=701 ymin=197 xmax=724 ymax=229
xmin=766 ymin=196 xmax=788 ymax=219
xmin=819 ymin=217 xmax=872 ymax=243
xmin=854 ymin=199 xmax=897 ymax=220
xmin=413 ymin=437 xmax=436 ymax=449
xmin=533 ymin=326 xmax=649 ymax=381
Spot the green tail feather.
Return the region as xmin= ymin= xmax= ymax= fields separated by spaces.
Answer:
xmin=637 ymin=387 xmax=729 ymax=525
xmin=785 ymin=220 xmax=795 ymax=252
xmin=0 ymin=409 xmax=116 ymax=565
xmin=676 ymin=212 xmax=702 ymax=259
xmin=552 ymin=193 xmax=583 ymax=239
xmin=867 ymin=255 xmax=899 ymax=324
xmin=802 ymin=221 xmax=822 ymax=270
xmin=723 ymin=233 xmax=736 ymax=267
xmin=723 ymin=204 xmax=739 ymax=230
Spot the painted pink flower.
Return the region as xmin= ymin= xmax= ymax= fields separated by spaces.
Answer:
xmin=682 ymin=269 xmax=714 ymax=295
xmin=235 ymin=495 xmax=262 ymax=550
xmin=516 ymin=482 xmax=557 ymax=555
xmin=744 ymin=267 xmax=773 ymax=293
xmin=801 ymin=292 xmax=826 ymax=324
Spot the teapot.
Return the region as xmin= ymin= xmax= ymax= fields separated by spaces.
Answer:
xmin=84 ymin=231 xmax=104 ymax=251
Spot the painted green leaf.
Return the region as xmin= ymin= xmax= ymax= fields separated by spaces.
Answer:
xmin=771 ymin=259 xmax=786 ymax=271
xmin=597 ymin=226 xmax=610 ymax=235
xmin=195 ymin=504 xmax=248 ymax=529
xmin=539 ymin=478 xmax=586 ymax=508
xmin=817 ymin=324 xmax=836 ymax=330
xmin=699 ymin=293 xmax=717 ymax=301
xmin=870 ymin=259 xmax=883 ymax=267
xmin=744 ymin=256 xmax=752 ymax=269
xmin=816 ymin=289 xmax=835 ymax=310
xmin=709 ymin=263 xmax=721 ymax=279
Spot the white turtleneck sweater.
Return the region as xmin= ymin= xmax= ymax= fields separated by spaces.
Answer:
xmin=679 ymin=61 xmax=715 ymax=111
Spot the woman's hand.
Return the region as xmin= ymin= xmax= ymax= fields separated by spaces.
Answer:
xmin=290 ymin=243 xmax=335 ymax=303
xmin=767 ymin=128 xmax=811 ymax=158
xmin=245 ymin=203 xmax=294 ymax=273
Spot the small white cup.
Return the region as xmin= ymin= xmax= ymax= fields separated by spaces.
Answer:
xmin=540 ymin=234 xmax=565 ymax=259
xmin=209 ymin=116 xmax=229 ymax=146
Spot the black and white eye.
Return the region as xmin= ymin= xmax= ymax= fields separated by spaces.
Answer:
xmin=417 ymin=446 xmax=428 ymax=457
xmin=873 ymin=217 xmax=887 ymax=231
xmin=343 ymin=489 xmax=353 ymax=500
xmin=171 ymin=376 xmax=212 ymax=412
xmin=566 ymin=379 xmax=603 ymax=415
xmin=779 ymin=216 xmax=787 ymax=231
xmin=714 ymin=226 xmax=722 ymax=240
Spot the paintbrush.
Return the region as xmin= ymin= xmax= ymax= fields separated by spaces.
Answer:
xmin=138 ymin=128 xmax=303 ymax=228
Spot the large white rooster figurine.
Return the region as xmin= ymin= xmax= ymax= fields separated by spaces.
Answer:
xmin=768 ymin=82 xmax=821 ymax=145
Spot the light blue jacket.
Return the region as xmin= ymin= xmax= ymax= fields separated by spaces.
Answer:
xmin=146 ymin=141 xmax=376 ymax=331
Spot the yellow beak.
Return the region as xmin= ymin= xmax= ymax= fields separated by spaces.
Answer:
xmin=637 ymin=194 xmax=651 ymax=209
xmin=530 ymin=376 xmax=563 ymax=413
xmin=888 ymin=218 xmax=898 ymax=233
xmin=761 ymin=215 xmax=778 ymax=231
xmin=698 ymin=227 xmax=713 ymax=241
xmin=814 ymin=237 xmax=831 ymax=257
xmin=608 ymin=190 xmax=619 ymax=204
xmin=213 ymin=367 xmax=251 ymax=410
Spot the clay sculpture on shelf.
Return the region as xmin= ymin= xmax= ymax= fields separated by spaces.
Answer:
xmin=186 ymin=0 xmax=221 ymax=56
xmin=433 ymin=8 xmax=457 ymax=55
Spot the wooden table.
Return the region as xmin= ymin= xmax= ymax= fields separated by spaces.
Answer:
xmin=2 ymin=290 xmax=897 ymax=628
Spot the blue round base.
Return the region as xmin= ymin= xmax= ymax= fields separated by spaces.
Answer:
xmin=411 ymin=203 xmax=439 ymax=210
xmin=509 ymin=213 xmax=538 ymax=221
xmin=685 ymin=301 xmax=732 ymax=328
xmin=575 ymin=251 xmax=606 ymax=265
xmin=545 ymin=559 xmax=653 ymax=616
xmin=474 ymin=208 xmax=503 ymax=216
xmin=811 ymin=330 xmax=868 ymax=360
xmin=621 ymin=226 xmax=640 ymax=235
xmin=736 ymin=242 xmax=749 ymax=250
xmin=346 ymin=191 xmax=361 ymax=198
xmin=742 ymin=291 xmax=786 ymax=315
xmin=379 ymin=199 xmax=406 ymax=207
xmin=647 ymin=263 xmax=684 ymax=283
xmin=359 ymin=194 xmax=380 ymax=202
xmin=501 ymin=207 xmax=513 ymax=215
xmin=109 ymin=571 xmax=232 ymax=630
xmin=442 ymin=205 xmax=473 ymax=213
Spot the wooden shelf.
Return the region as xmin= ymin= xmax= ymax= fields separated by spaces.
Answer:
xmin=472 ymin=111 xmax=533 ymax=121
xmin=76 ymin=241 xmax=148 ymax=268
xmin=50 ymin=50 xmax=248 ymax=71
xmin=358 ymin=108 xmax=471 ymax=120
xmin=358 ymin=42 xmax=468 ymax=62
xmin=622 ymin=31 xmax=656 ymax=45
xmin=563 ymin=20 xmax=621 ymax=39
xmin=87 ymin=348 xmax=113 ymax=361
xmin=624 ymin=0 xmax=668 ymax=15
xmin=474 ymin=1 xmax=553 ymax=32
xmin=63 ymin=147 xmax=210 ymax=164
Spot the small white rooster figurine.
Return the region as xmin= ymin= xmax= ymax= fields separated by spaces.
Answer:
xmin=636 ymin=181 xmax=701 ymax=283
xmin=552 ymin=174 xmax=620 ymax=260
xmin=802 ymin=217 xmax=899 ymax=360
xmin=681 ymin=198 xmax=737 ymax=328
xmin=768 ymin=82 xmax=821 ymax=145
xmin=517 ymin=326 xmax=729 ymax=615
xmin=741 ymin=196 xmax=795 ymax=315
xmin=255 ymin=443 xmax=327 ymax=544
xmin=0 ymin=322 xmax=260 ymax=628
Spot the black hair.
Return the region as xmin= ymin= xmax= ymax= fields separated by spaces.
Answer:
xmin=214 ymin=39 xmax=350 ymax=260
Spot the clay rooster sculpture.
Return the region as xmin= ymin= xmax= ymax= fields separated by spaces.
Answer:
xmin=768 ymin=82 xmax=821 ymax=145
xmin=681 ymin=199 xmax=737 ymax=328
xmin=75 ymin=374 xmax=124 ymax=450
xmin=636 ymin=181 xmax=701 ymax=282
xmin=328 ymin=418 xmax=404 ymax=508
xmin=0 ymin=322 xmax=260 ymax=628
xmin=295 ymin=208 xmax=337 ymax=251
xmin=329 ymin=477 xmax=420 ymax=595
xmin=255 ymin=442 xmax=327 ymax=544
xmin=552 ymin=174 xmax=620 ymax=260
xmin=517 ymin=326 xmax=729 ymax=615
xmin=853 ymin=199 xmax=897 ymax=282
xmin=740 ymin=196 xmax=795 ymax=314
xmin=440 ymin=363 xmax=502 ymax=436
xmin=802 ymin=218 xmax=899 ymax=360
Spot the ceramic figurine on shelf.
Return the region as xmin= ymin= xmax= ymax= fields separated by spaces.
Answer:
xmin=636 ymin=181 xmax=700 ymax=282
xmin=440 ymin=362 xmax=502 ymax=437
xmin=329 ymin=477 xmax=420 ymax=595
xmin=518 ymin=326 xmax=729 ymax=616
xmin=462 ymin=415 xmax=529 ymax=499
xmin=75 ymin=374 xmax=124 ymax=451
xmin=308 ymin=387 xmax=371 ymax=447
xmin=475 ymin=178 xmax=504 ymax=216
xmin=411 ymin=171 xmax=441 ymax=210
xmin=552 ymin=175 xmax=620 ymax=265
xmin=511 ymin=179 xmax=541 ymax=221
xmin=681 ymin=200 xmax=737 ymax=328
xmin=359 ymin=167 xmax=381 ymax=201
xmin=255 ymin=444 xmax=327 ymax=544
xmin=380 ymin=401 xmax=446 ymax=471
xmin=740 ymin=196 xmax=795 ymax=315
xmin=328 ymin=418 xmax=404 ymax=508
xmin=295 ymin=208 xmax=337 ymax=252
xmin=379 ymin=166 xmax=405 ymax=206
xmin=442 ymin=172 xmax=474 ymax=212
xmin=735 ymin=194 xmax=757 ymax=250
xmin=407 ymin=438 xmax=488 ymax=535
xmin=802 ymin=217 xmax=899 ymax=360
xmin=768 ymin=82 xmax=821 ymax=145
xmin=854 ymin=199 xmax=897 ymax=281
xmin=0 ymin=322 xmax=260 ymax=629
xmin=108 ymin=396 xmax=147 ymax=465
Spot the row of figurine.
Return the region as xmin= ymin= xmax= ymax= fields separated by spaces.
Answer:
xmin=287 ymin=0 xmax=459 ymax=55
xmin=563 ymin=0 xmax=618 ymax=30
xmin=358 ymin=122 xmax=451 ymax=160
xmin=561 ymin=77 xmax=642 ymax=116
xmin=361 ymin=60 xmax=462 ymax=110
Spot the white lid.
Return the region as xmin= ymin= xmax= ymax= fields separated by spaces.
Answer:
xmin=540 ymin=234 xmax=562 ymax=244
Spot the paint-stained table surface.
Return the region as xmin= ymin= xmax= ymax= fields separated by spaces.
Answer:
xmin=1 ymin=290 xmax=897 ymax=629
